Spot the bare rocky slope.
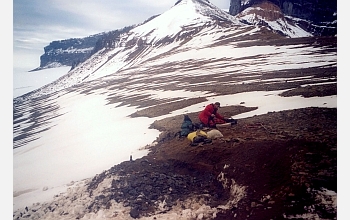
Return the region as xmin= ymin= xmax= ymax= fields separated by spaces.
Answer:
xmin=83 ymin=82 xmax=337 ymax=219
xmin=103 ymin=82 xmax=336 ymax=219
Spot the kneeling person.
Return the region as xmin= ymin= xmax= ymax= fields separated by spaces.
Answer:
xmin=198 ymin=102 xmax=226 ymax=128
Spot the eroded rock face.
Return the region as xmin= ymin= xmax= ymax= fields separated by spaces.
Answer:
xmin=35 ymin=35 xmax=102 ymax=70
xmin=230 ymin=0 xmax=336 ymax=22
xmin=229 ymin=0 xmax=337 ymax=36
xmin=33 ymin=27 xmax=133 ymax=71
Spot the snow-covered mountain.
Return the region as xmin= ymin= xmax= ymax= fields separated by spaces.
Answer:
xmin=13 ymin=0 xmax=337 ymax=218
xmin=14 ymin=0 xmax=314 ymax=104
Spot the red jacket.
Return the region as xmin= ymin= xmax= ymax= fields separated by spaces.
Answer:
xmin=198 ymin=103 xmax=225 ymax=126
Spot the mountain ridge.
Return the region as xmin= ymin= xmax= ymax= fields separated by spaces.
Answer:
xmin=16 ymin=0 xmax=319 ymax=104
xmin=28 ymin=0 xmax=336 ymax=76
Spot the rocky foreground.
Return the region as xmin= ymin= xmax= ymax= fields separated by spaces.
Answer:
xmin=13 ymin=100 xmax=337 ymax=219
xmin=13 ymin=70 xmax=338 ymax=219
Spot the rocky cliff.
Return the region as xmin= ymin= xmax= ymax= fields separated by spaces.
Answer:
xmin=30 ymin=26 xmax=135 ymax=72
xmin=30 ymin=34 xmax=102 ymax=72
xmin=229 ymin=0 xmax=337 ymax=36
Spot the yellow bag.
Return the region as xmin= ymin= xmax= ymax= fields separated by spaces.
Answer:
xmin=187 ymin=130 xmax=208 ymax=142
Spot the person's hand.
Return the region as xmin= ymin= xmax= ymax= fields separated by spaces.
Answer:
xmin=211 ymin=114 xmax=215 ymax=117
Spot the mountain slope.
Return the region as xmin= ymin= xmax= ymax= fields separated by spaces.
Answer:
xmin=31 ymin=0 xmax=335 ymax=73
xmin=13 ymin=1 xmax=336 ymax=218
xmin=14 ymin=0 xmax=316 ymax=104
xmin=13 ymin=0 xmax=336 ymax=153
xmin=14 ymin=105 xmax=338 ymax=219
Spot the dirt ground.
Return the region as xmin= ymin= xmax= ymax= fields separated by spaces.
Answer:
xmin=146 ymin=107 xmax=336 ymax=219
xmin=94 ymin=80 xmax=337 ymax=219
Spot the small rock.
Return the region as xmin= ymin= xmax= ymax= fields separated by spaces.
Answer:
xmin=130 ymin=208 xmax=140 ymax=218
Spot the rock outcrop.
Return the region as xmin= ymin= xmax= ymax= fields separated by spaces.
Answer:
xmin=30 ymin=34 xmax=103 ymax=71
xmin=229 ymin=0 xmax=337 ymax=36
xmin=31 ymin=26 xmax=134 ymax=72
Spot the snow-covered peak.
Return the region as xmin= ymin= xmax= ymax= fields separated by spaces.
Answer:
xmin=126 ymin=0 xmax=238 ymax=44
xmin=13 ymin=0 xmax=315 ymax=104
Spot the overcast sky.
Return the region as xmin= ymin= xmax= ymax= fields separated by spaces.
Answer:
xmin=13 ymin=0 xmax=230 ymax=72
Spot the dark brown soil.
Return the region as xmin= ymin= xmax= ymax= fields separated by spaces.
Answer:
xmin=87 ymin=83 xmax=336 ymax=219
xmin=146 ymin=106 xmax=336 ymax=219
